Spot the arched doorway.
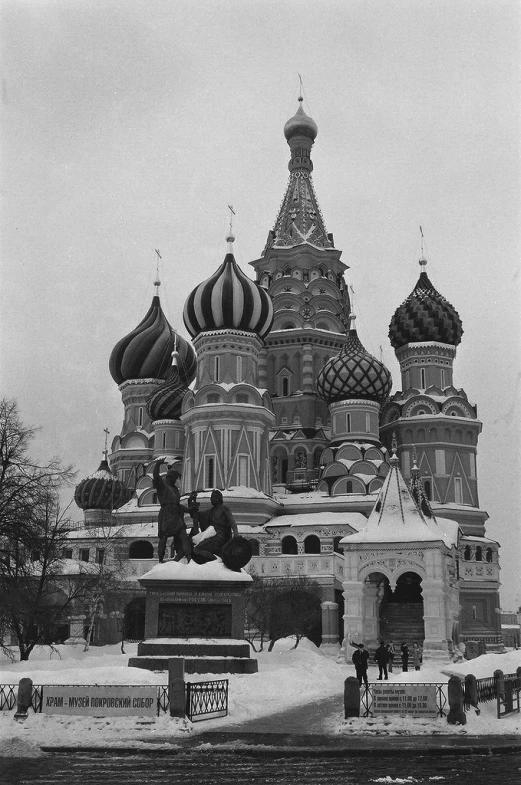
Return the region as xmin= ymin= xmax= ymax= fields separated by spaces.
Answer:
xmin=379 ymin=571 xmax=425 ymax=647
xmin=123 ymin=597 xmax=146 ymax=641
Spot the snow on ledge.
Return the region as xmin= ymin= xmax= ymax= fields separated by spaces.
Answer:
xmin=140 ymin=559 xmax=253 ymax=582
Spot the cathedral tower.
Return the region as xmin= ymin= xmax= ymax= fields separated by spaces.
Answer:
xmin=249 ymin=97 xmax=350 ymax=492
xmin=181 ymin=236 xmax=277 ymax=524
xmin=381 ymin=255 xmax=501 ymax=646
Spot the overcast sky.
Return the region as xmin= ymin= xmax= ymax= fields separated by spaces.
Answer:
xmin=1 ymin=0 xmax=519 ymax=609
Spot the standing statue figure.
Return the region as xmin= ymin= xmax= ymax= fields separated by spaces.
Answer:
xmin=152 ymin=458 xmax=193 ymax=563
xmin=190 ymin=489 xmax=239 ymax=565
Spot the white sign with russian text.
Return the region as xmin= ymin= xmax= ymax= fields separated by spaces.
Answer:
xmin=42 ymin=685 xmax=157 ymax=716
xmin=372 ymin=684 xmax=438 ymax=717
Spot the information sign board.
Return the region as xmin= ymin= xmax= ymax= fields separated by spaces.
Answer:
xmin=372 ymin=684 xmax=438 ymax=717
xmin=42 ymin=685 xmax=157 ymax=717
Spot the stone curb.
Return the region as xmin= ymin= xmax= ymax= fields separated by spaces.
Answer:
xmin=40 ymin=737 xmax=521 ymax=757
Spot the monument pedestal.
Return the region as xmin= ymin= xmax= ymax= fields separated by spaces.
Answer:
xmin=128 ymin=560 xmax=258 ymax=674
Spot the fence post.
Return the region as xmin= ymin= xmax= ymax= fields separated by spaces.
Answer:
xmin=14 ymin=678 xmax=33 ymax=721
xmin=494 ymin=668 xmax=504 ymax=718
xmin=168 ymin=658 xmax=185 ymax=718
xmin=447 ymin=675 xmax=466 ymax=725
xmin=344 ymin=676 xmax=360 ymax=718
xmin=464 ymin=673 xmax=480 ymax=715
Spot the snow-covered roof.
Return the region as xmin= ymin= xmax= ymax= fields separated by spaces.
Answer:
xmin=266 ymin=511 xmax=365 ymax=530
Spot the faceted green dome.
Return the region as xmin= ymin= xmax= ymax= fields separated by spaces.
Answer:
xmin=389 ymin=270 xmax=463 ymax=350
xmin=317 ymin=323 xmax=392 ymax=405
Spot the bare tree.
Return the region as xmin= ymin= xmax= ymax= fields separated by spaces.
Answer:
xmin=0 ymin=398 xmax=77 ymax=660
xmin=245 ymin=575 xmax=322 ymax=652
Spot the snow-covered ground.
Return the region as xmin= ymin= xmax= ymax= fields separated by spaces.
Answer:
xmin=0 ymin=640 xmax=520 ymax=755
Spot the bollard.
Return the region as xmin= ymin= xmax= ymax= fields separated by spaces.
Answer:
xmin=344 ymin=676 xmax=360 ymax=718
xmin=447 ymin=675 xmax=466 ymax=725
xmin=168 ymin=658 xmax=186 ymax=718
xmin=14 ymin=678 xmax=33 ymax=721
xmin=464 ymin=673 xmax=480 ymax=715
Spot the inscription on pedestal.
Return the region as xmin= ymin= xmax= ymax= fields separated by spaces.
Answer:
xmin=158 ymin=603 xmax=232 ymax=637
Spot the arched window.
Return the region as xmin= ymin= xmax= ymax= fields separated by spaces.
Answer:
xmin=475 ymin=546 xmax=483 ymax=562
xmin=129 ymin=541 xmax=154 ymax=559
xmin=304 ymin=535 xmax=321 ymax=554
xmin=333 ymin=536 xmax=343 ymax=553
xmin=214 ymin=356 xmax=220 ymax=382
xmin=282 ymin=322 xmax=295 ymax=330
xmin=486 ymin=548 xmax=493 ymax=563
xmin=464 ymin=546 xmax=471 ymax=561
xmin=249 ymin=539 xmax=260 ymax=556
xmin=236 ymin=394 xmax=249 ymax=404
xmin=282 ymin=377 xmax=290 ymax=396
xmin=346 ymin=481 xmax=353 ymax=493
xmin=281 ymin=536 xmax=298 ymax=555
xmin=206 ymin=393 xmax=220 ymax=404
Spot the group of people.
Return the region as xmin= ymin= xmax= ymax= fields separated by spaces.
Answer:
xmin=351 ymin=639 xmax=423 ymax=686
xmin=153 ymin=458 xmax=238 ymax=564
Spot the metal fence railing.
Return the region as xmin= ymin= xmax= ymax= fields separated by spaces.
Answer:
xmin=186 ymin=679 xmax=228 ymax=722
xmin=1 ymin=680 xmax=228 ymax=722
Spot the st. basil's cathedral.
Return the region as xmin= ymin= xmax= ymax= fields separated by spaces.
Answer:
xmin=71 ymin=97 xmax=502 ymax=657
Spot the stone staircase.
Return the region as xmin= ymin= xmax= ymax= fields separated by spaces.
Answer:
xmin=379 ymin=602 xmax=425 ymax=647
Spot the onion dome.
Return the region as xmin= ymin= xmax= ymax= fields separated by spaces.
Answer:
xmin=389 ymin=261 xmax=463 ymax=350
xmin=284 ymin=97 xmax=318 ymax=141
xmin=317 ymin=315 xmax=392 ymax=405
xmin=109 ymin=296 xmax=197 ymax=386
xmin=74 ymin=458 xmax=130 ymax=511
xmin=146 ymin=351 xmax=188 ymax=421
xmin=183 ymin=247 xmax=274 ymax=339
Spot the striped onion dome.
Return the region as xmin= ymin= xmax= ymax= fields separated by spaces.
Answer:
xmin=284 ymin=97 xmax=318 ymax=141
xmin=109 ymin=296 xmax=197 ymax=386
xmin=389 ymin=267 xmax=463 ymax=350
xmin=183 ymin=251 xmax=274 ymax=339
xmin=74 ymin=459 xmax=130 ymax=511
xmin=317 ymin=317 xmax=392 ymax=405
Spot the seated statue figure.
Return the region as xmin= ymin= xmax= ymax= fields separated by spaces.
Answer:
xmin=190 ymin=489 xmax=239 ymax=564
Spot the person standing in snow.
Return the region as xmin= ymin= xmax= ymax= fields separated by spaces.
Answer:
xmin=352 ymin=643 xmax=369 ymax=687
xmin=386 ymin=640 xmax=396 ymax=673
xmin=374 ymin=640 xmax=389 ymax=680
xmin=401 ymin=641 xmax=410 ymax=672
xmin=412 ymin=642 xmax=422 ymax=671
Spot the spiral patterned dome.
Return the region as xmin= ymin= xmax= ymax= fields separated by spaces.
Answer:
xmin=389 ymin=269 xmax=463 ymax=350
xmin=146 ymin=351 xmax=189 ymax=421
xmin=74 ymin=459 xmax=130 ymax=511
xmin=317 ymin=320 xmax=392 ymax=405
xmin=283 ymin=98 xmax=318 ymax=141
xmin=109 ymin=296 xmax=197 ymax=386
xmin=183 ymin=252 xmax=274 ymax=339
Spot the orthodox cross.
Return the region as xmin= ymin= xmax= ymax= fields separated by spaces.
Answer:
xmin=103 ymin=428 xmax=110 ymax=459
xmin=227 ymin=204 xmax=235 ymax=235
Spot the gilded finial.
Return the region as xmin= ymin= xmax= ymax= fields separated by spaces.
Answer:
xmin=154 ymin=249 xmax=162 ymax=292
xmin=419 ymin=227 xmax=427 ymax=269
xmin=226 ymin=205 xmax=236 ymax=250
xmin=103 ymin=428 xmax=110 ymax=460
xmin=390 ymin=432 xmax=399 ymax=465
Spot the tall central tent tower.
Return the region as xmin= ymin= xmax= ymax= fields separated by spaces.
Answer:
xmin=250 ymin=97 xmax=351 ymax=492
